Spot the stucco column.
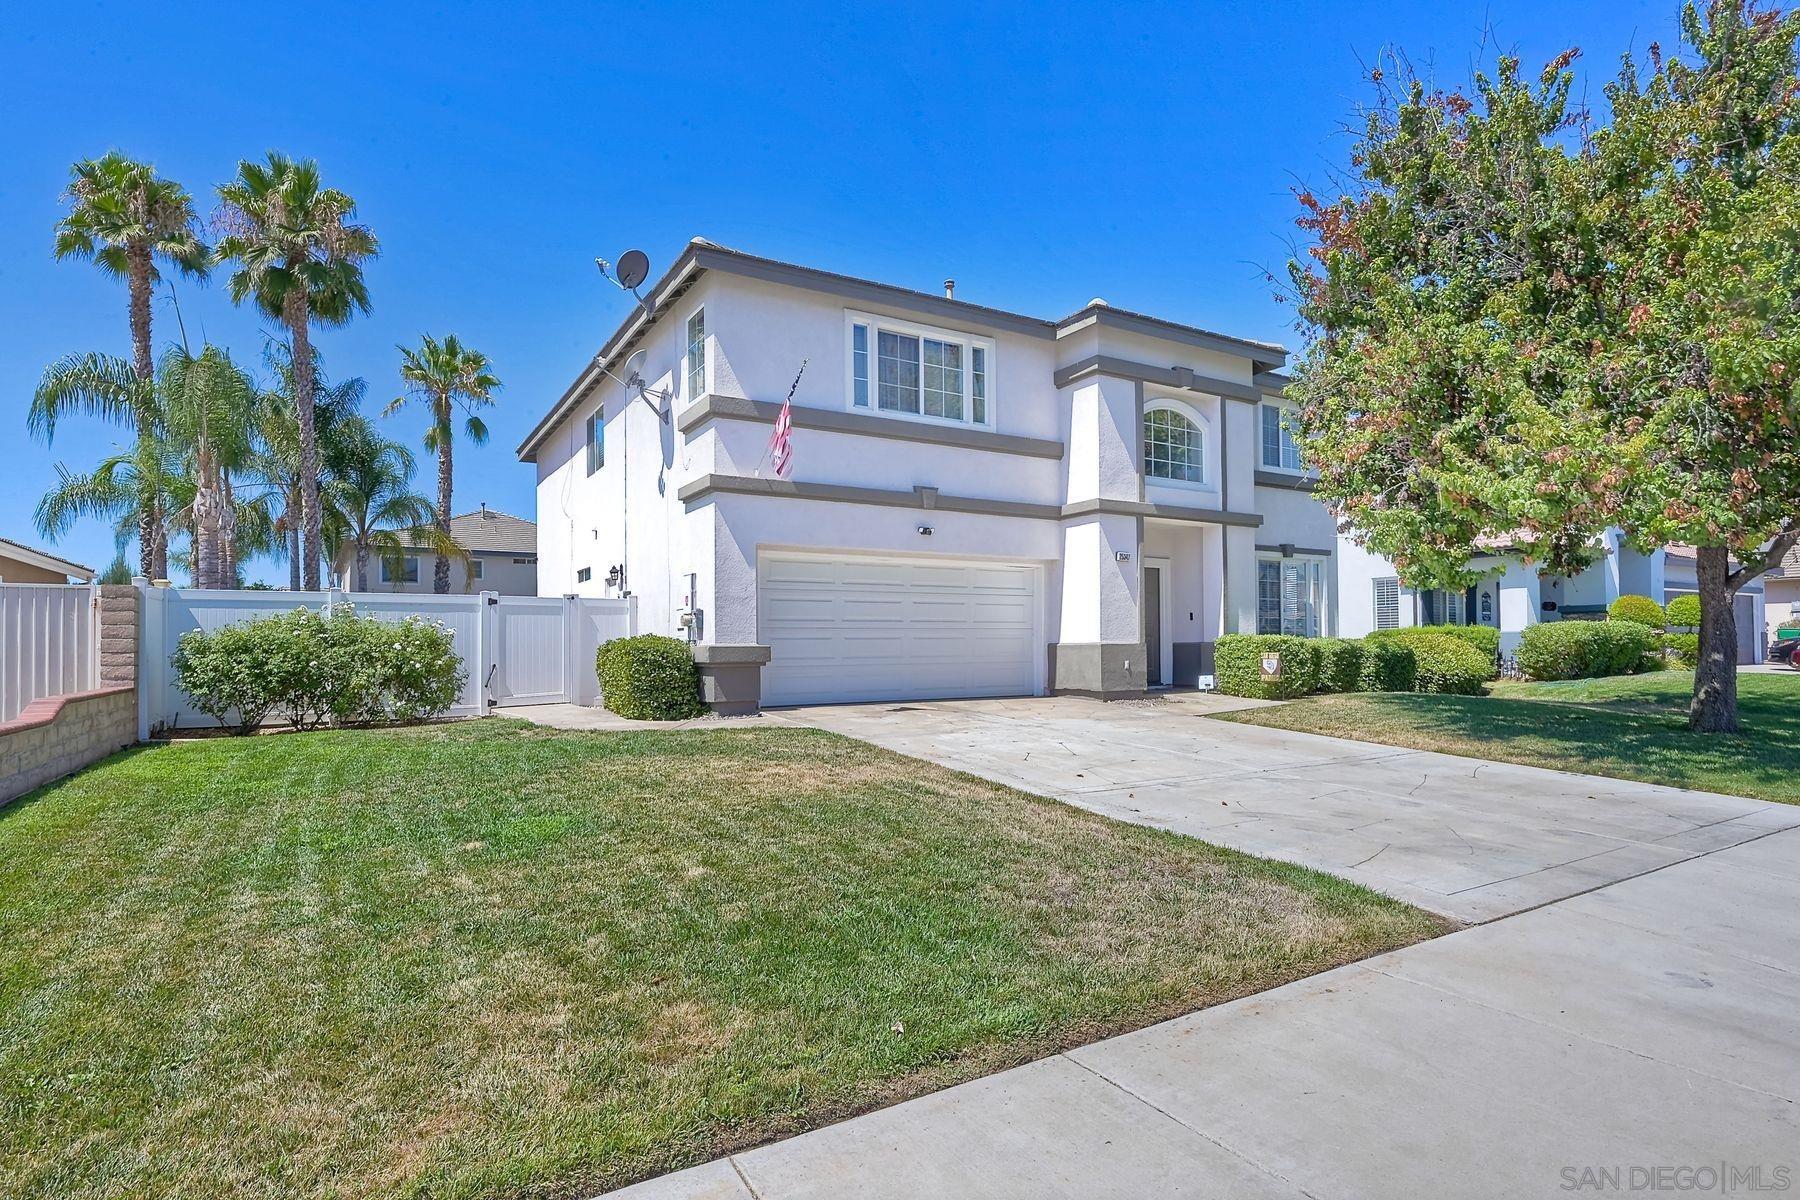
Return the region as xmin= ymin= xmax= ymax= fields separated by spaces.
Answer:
xmin=1496 ymin=562 xmax=1542 ymax=656
xmin=1053 ymin=373 xmax=1145 ymax=697
xmin=1220 ymin=525 xmax=1258 ymax=636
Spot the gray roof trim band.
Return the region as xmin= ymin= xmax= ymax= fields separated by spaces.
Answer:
xmin=1053 ymin=355 xmax=1262 ymax=403
xmin=676 ymin=394 xmax=1065 ymax=459
xmin=1253 ymin=470 xmax=1319 ymax=492
xmin=1060 ymin=497 xmax=1264 ymax=528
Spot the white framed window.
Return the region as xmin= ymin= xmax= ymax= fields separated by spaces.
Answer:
xmin=1419 ymin=588 xmax=1467 ymax=625
xmin=1260 ymin=402 xmax=1303 ymax=472
xmin=576 ymin=566 xmax=592 ymax=583
xmin=1373 ymin=577 xmax=1401 ymax=630
xmin=1257 ymin=555 xmax=1327 ymax=637
xmin=585 ymin=409 xmax=603 ymax=475
xmin=1143 ymin=404 xmax=1206 ymax=484
xmin=466 ymin=559 xmax=484 ymax=581
xmin=381 ymin=556 xmax=420 ymax=585
xmin=845 ymin=310 xmax=995 ymax=429
xmin=685 ymin=308 xmax=707 ymax=400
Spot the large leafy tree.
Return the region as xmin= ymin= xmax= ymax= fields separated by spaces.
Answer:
xmin=50 ymin=152 xmax=208 ymax=577
xmin=386 ymin=334 xmax=499 ymax=594
xmin=214 ymin=153 xmax=377 ymax=590
xmin=1289 ymin=0 xmax=1800 ymax=732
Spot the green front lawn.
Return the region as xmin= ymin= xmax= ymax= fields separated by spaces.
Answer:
xmin=1219 ymin=669 xmax=1800 ymax=803
xmin=0 ymin=720 xmax=1440 ymax=1200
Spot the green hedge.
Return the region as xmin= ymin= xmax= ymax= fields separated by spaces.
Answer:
xmin=1608 ymin=594 xmax=1666 ymax=628
xmin=1368 ymin=626 xmax=1498 ymax=685
xmin=1314 ymin=638 xmax=1365 ymax=693
xmin=1401 ymin=623 xmax=1501 ymax=658
xmin=1665 ymin=631 xmax=1701 ymax=668
xmin=1214 ymin=635 xmax=1321 ymax=699
xmin=1665 ymin=594 xmax=1701 ymax=629
xmin=172 ymin=605 xmax=465 ymax=733
xmin=1517 ymin=619 xmax=1662 ymax=681
xmin=1369 ymin=630 xmax=1491 ymax=694
xmin=597 ymin=634 xmax=706 ymax=720
xmin=1358 ymin=639 xmax=1418 ymax=692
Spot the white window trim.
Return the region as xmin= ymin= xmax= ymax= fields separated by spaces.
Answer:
xmin=843 ymin=309 xmax=996 ymax=431
xmin=1256 ymin=552 xmax=1330 ymax=638
xmin=685 ymin=305 xmax=709 ymax=402
xmin=1258 ymin=400 xmax=1305 ymax=475
xmin=466 ymin=558 xmax=484 ymax=581
xmin=1142 ymin=397 xmax=1216 ymax=493
xmin=585 ymin=407 xmax=604 ymax=476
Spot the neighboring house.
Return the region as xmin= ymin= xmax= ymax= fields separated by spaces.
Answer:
xmin=333 ymin=506 xmax=539 ymax=595
xmin=1765 ymin=544 xmax=1800 ymax=644
xmin=0 ymin=537 xmax=93 ymax=584
xmin=519 ymin=239 xmax=1338 ymax=712
xmin=1338 ymin=532 xmax=1766 ymax=664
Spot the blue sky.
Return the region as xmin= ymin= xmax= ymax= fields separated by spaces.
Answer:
xmin=0 ymin=0 xmax=1678 ymax=582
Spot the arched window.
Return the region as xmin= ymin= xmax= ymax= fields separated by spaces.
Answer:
xmin=1144 ymin=406 xmax=1205 ymax=483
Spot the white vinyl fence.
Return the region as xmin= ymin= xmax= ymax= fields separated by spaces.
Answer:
xmin=137 ymin=585 xmax=635 ymax=736
xmin=1 ymin=583 xmax=99 ymax=723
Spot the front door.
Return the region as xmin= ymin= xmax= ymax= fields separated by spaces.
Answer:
xmin=1144 ymin=566 xmax=1163 ymax=687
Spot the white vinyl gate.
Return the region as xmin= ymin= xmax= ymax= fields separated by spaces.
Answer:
xmin=137 ymin=585 xmax=635 ymax=735
xmin=0 ymin=583 xmax=98 ymax=723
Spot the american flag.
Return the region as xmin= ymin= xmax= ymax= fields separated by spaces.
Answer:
xmin=768 ymin=360 xmax=806 ymax=478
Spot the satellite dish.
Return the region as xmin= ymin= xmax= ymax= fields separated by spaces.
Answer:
xmin=622 ymin=349 xmax=649 ymax=388
xmin=615 ymin=249 xmax=650 ymax=290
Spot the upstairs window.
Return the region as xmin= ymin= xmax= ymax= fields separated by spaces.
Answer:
xmin=585 ymin=409 xmax=603 ymax=475
xmin=685 ymin=309 xmax=707 ymax=399
xmin=1260 ymin=402 xmax=1302 ymax=471
xmin=847 ymin=311 xmax=994 ymax=428
xmin=1144 ymin=406 xmax=1205 ymax=484
xmin=381 ymin=556 xmax=420 ymax=585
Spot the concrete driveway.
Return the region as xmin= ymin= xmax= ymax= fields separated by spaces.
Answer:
xmin=780 ymin=694 xmax=1800 ymax=922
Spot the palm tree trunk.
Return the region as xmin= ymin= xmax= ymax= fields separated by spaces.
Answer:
xmin=286 ymin=287 xmax=322 ymax=591
xmin=194 ymin=463 xmax=218 ymax=589
xmin=1690 ymin=545 xmax=1741 ymax=733
xmin=127 ymin=243 xmax=157 ymax=578
xmin=356 ymin=542 xmax=369 ymax=593
xmin=220 ymin=472 xmax=238 ymax=586
xmin=434 ymin=409 xmax=453 ymax=595
xmin=287 ymin=513 xmax=301 ymax=591
xmin=152 ymin=517 xmax=169 ymax=582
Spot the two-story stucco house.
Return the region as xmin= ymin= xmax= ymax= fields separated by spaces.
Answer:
xmin=519 ymin=240 xmax=1337 ymax=712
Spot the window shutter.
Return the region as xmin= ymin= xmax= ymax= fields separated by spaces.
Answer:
xmin=1374 ymin=577 xmax=1400 ymax=630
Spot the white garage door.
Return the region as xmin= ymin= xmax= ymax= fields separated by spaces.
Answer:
xmin=760 ymin=553 xmax=1039 ymax=706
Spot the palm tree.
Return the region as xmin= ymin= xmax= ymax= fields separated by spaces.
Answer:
xmin=52 ymin=152 xmax=208 ymax=576
xmin=387 ymin=335 xmax=500 ymax=593
xmin=213 ymin=153 xmax=377 ymax=590
xmin=320 ymin=419 xmax=443 ymax=591
xmin=36 ymin=435 xmax=186 ymax=580
xmin=160 ymin=346 xmax=256 ymax=587
xmin=241 ymin=339 xmax=368 ymax=589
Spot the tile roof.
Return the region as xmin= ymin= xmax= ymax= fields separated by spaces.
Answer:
xmin=0 ymin=536 xmax=95 ymax=579
xmin=422 ymin=508 xmax=537 ymax=555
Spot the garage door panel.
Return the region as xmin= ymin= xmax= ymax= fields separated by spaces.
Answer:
xmin=761 ymin=553 xmax=1039 ymax=706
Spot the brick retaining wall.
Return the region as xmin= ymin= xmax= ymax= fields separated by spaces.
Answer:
xmin=0 ymin=686 xmax=137 ymax=805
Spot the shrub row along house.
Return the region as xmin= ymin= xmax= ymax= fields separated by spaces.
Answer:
xmin=520 ymin=242 xmax=1765 ymax=715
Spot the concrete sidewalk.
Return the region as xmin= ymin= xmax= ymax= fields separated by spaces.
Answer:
xmin=783 ymin=695 xmax=1800 ymax=922
xmin=608 ymin=826 xmax=1800 ymax=1200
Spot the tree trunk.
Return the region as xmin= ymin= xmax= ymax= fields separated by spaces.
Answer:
xmin=193 ymin=453 xmax=218 ymax=589
xmin=127 ymin=242 xmax=157 ymax=578
xmin=434 ymin=409 xmax=453 ymax=595
xmin=286 ymin=287 xmax=322 ymax=591
xmin=287 ymin=512 xmax=301 ymax=592
xmin=220 ymin=471 xmax=238 ymax=586
xmin=1690 ymin=545 xmax=1741 ymax=733
xmin=355 ymin=542 xmax=369 ymax=593
xmin=151 ymin=517 xmax=168 ymax=582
